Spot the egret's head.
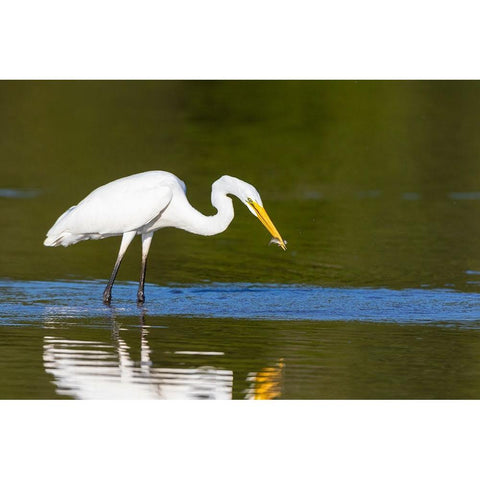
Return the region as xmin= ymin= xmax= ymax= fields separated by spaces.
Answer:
xmin=216 ymin=175 xmax=287 ymax=251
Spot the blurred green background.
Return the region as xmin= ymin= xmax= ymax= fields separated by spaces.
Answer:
xmin=1 ymin=81 xmax=480 ymax=289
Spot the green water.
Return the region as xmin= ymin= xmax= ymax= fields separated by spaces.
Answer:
xmin=1 ymin=81 xmax=480 ymax=398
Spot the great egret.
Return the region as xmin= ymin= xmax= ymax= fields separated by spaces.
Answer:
xmin=44 ymin=171 xmax=287 ymax=304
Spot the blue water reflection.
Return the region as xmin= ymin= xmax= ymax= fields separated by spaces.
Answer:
xmin=1 ymin=279 xmax=479 ymax=324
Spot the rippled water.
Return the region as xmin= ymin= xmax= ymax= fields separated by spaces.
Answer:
xmin=2 ymin=81 xmax=480 ymax=399
xmin=2 ymin=279 xmax=480 ymax=323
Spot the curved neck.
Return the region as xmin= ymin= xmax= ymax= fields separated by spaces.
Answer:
xmin=180 ymin=181 xmax=235 ymax=236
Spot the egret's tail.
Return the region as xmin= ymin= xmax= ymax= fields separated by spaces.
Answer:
xmin=44 ymin=205 xmax=82 ymax=247
xmin=43 ymin=235 xmax=60 ymax=247
xmin=44 ymin=232 xmax=84 ymax=247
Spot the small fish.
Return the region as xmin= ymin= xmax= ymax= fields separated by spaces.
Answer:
xmin=269 ymin=237 xmax=288 ymax=250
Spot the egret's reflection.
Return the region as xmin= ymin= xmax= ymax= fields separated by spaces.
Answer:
xmin=43 ymin=311 xmax=283 ymax=399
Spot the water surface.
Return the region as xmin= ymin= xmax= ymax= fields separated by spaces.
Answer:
xmin=1 ymin=279 xmax=480 ymax=399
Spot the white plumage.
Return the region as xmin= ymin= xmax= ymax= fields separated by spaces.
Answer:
xmin=44 ymin=171 xmax=180 ymax=246
xmin=44 ymin=170 xmax=286 ymax=303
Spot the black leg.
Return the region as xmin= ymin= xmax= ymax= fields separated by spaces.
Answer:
xmin=137 ymin=232 xmax=153 ymax=305
xmin=137 ymin=256 xmax=147 ymax=304
xmin=103 ymin=256 xmax=123 ymax=303
xmin=103 ymin=231 xmax=136 ymax=304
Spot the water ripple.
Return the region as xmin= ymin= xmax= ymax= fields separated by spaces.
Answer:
xmin=1 ymin=279 xmax=479 ymax=325
xmin=0 ymin=188 xmax=40 ymax=199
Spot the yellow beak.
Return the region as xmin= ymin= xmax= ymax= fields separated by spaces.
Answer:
xmin=248 ymin=200 xmax=287 ymax=251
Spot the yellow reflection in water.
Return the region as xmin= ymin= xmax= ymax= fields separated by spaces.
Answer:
xmin=245 ymin=360 xmax=284 ymax=400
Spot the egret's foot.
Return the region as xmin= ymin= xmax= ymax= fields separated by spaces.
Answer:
xmin=103 ymin=290 xmax=112 ymax=304
xmin=137 ymin=291 xmax=145 ymax=304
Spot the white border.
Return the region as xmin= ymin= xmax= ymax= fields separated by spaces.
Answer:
xmin=1 ymin=1 xmax=479 ymax=79
xmin=1 ymin=401 xmax=478 ymax=479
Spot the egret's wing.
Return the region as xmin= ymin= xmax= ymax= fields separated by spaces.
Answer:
xmin=58 ymin=184 xmax=173 ymax=236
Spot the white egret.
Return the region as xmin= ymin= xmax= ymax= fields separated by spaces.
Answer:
xmin=44 ymin=171 xmax=286 ymax=304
